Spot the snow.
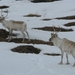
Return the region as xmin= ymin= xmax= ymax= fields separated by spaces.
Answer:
xmin=0 ymin=0 xmax=75 ymax=75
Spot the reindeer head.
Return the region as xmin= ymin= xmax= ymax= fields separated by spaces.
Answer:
xmin=49 ymin=26 xmax=60 ymax=42
xmin=0 ymin=16 xmax=5 ymax=22
xmin=49 ymin=33 xmax=58 ymax=42
xmin=0 ymin=9 xmax=8 ymax=22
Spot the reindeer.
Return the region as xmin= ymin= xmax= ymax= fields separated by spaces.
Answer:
xmin=49 ymin=26 xmax=75 ymax=67
xmin=0 ymin=9 xmax=30 ymax=42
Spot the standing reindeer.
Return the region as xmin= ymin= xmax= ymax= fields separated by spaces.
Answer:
xmin=0 ymin=10 xmax=30 ymax=42
xmin=49 ymin=26 xmax=75 ymax=67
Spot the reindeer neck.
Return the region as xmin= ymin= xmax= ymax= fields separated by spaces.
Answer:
xmin=53 ymin=36 xmax=62 ymax=48
xmin=2 ymin=18 xmax=6 ymax=22
xmin=2 ymin=19 xmax=8 ymax=28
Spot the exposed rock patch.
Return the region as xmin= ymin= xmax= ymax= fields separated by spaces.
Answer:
xmin=55 ymin=15 xmax=75 ymax=20
xmin=64 ymin=22 xmax=75 ymax=27
xmin=11 ymin=45 xmax=41 ymax=54
xmin=33 ymin=26 xmax=73 ymax=32
xmin=44 ymin=53 xmax=61 ymax=56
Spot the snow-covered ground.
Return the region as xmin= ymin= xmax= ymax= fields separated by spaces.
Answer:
xmin=0 ymin=0 xmax=75 ymax=75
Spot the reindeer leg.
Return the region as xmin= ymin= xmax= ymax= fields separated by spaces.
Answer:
xmin=71 ymin=52 xmax=75 ymax=67
xmin=65 ymin=53 xmax=70 ymax=65
xmin=58 ymin=51 xmax=63 ymax=65
xmin=21 ymin=31 xmax=25 ymax=42
xmin=8 ymin=29 xmax=12 ymax=42
xmin=72 ymin=55 xmax=75 ymax=67
xmin=25 ymin=31 xmax=30 ymax=41
xmin=73 ymin=60 xmax=75 ymax=67
xmin=7 ymin=28 xmax=10 ymax=41
xmin=10 ymin=29 xmax=12 ymax=40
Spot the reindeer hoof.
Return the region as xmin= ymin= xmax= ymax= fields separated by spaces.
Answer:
xmin=58 ymin=62 xmax=63 ymax=65
xmin=73 ymin=64 xmax=75 ymax=67
xmin=65 ymin=62 xmax=70 ymax=65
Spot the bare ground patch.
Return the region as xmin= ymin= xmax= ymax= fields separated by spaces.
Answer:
xmin=23 ymin=14 xmax=41 ymax=17
xmin=0 ymin=29 xmax=9 ymax=38
xmin=44 ymin=53 xmax=61 ymax=56
xmin=0 ymin=29 xmax=53 ymax=46
xmin=31 ymin=0 xmax=60 ymax=3
xmin=55 ymin=15 xmax=75 ymax=20
xmin=11 ymin=45 xmax=41 ymax=54
xmin=0 ymin=29 xmax=16 ymax=38
xmin=9 ymin=38 xmax=53 ymax=46
xmin=11 ymin=45 xmax=61 ymax=55
xmin=0 ymin=5 xmax=9 ymax=9
xmin=64 ymin=22 xmax=75 ymax=27
xmin=42 ymin=18 xmax=52 ymax=21
xmin=33 ymin=26 xmax=73 ymax=32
